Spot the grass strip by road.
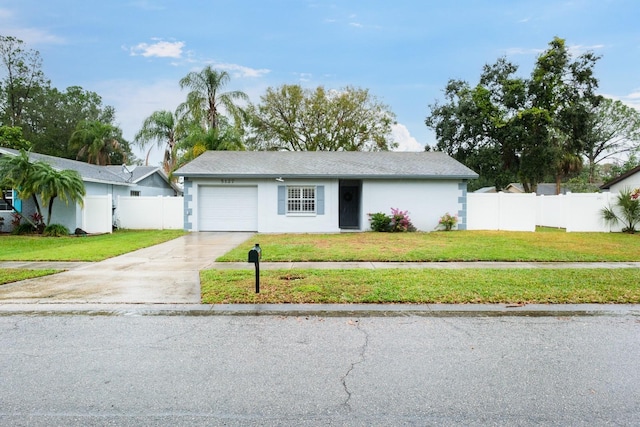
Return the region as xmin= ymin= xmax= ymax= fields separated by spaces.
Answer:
xmin=201 ymin=268 xmax=640 ymax=304
xmin=0 ymin=269 xmax=61 ymax=285
xmin=217 ymin=229 xmax=640 ymax=262
xmin=0 ymin=229 xmax=186 ymax=262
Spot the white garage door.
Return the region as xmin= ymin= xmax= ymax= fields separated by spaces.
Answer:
xmin=198 ymin=186 xmax=258 ymax=231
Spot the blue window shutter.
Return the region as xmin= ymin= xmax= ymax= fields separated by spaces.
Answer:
xmin=317 ymin=185 xmax=324 ymax=215
xmin=277 ymin=185 xmax=285 ymax=215
xmin=13 ymin=190 xmax=22 ymax=212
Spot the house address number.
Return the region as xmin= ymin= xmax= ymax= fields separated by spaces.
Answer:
xmin=221 ymin=179 xmax=235 ymax=184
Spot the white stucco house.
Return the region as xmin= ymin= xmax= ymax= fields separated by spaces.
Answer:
xmin=0 ymin=148 xmax=179 ymax=232
xmin=600 ymin=165 xmax=640 ymax=193
xmin=174 ymin=151 xmax=478 ymax=233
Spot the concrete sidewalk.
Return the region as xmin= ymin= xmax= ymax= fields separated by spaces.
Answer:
xmin=211 ymin=261 xmax=640 ymax=270
xmin=0 ymin=302 xmax=639 ymax=318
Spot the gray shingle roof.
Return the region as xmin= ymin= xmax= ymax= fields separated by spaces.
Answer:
xmin=1 ymin=148 xmax=131 ymax=185
xmin=174 ymin=151 xmax=478 ymax=179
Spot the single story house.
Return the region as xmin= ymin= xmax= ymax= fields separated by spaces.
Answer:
xmin=174 ymin=151 xmax=478 ymax=233
xmin=600 ymin=165 xmax=640 ymax=193
xmin=0 ymin=148 xmax=179 ymax=232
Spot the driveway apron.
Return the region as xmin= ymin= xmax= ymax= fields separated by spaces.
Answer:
xmin=0 ymin=232 xmax=254 ymax=304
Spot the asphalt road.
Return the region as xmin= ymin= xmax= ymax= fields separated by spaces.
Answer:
xmin=1 ymin=314 xmax=639 ymax=426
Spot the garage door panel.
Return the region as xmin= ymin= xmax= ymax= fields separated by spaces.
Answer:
xmin=198 ymin=186 xmax=258 ymax=231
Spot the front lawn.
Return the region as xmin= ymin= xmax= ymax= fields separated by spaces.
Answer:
xmin=0 ymin=269 xmax=61 ymax=285
xmin=0 ymin=229 xmax=186 ymax=261
xmin=217 ymin=229 xmax=640 ymax=262
xmin=201 ymin=268 xmax=640 ymax=304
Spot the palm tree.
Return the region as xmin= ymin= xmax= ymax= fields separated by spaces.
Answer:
xmin=30 ymin=164 xmax=85 ymax=226
xmin=178 ymin=67 xmax=248 ymax=131
xmin=70 ymin=120 xmax=126 ymax=165
xmin=601 ymin=187 xmax=640 ymax=233
xmin=134 ymin=110 xmax=180 ymax=173
xmin=0 ymin=149 xmax=47 ymax=227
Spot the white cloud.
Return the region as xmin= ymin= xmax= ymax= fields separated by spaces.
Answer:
xmin=504 ymin=47 xmax=544 ymax=56
xmin=211 ymin=62 xmax=270 ymax=78
xmin=3 ymin=27 xmax=65 ymax=45
xmin=130 ymin=40 xmax=185 ymax=58
xmin=0 ymin=8 xmax=64 ymax=45
xmin=606 ymin=91 xmax=640 ymax=112
xmin=568 ymin=44 xmax=605 ymax=56
xmin=391 ymin=124 xmax=424 ymax=152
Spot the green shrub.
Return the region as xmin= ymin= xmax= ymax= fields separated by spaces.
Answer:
xmin=11 ymin=223 xmax=36 ymax=235
xmin=368 ymin=212 xmax=392 ymax=232
xmin=43 ymin=224 xmax=70 ymax=237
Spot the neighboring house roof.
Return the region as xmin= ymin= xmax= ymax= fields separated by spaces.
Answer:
xmin=103 ymin=165 xmax=166 ymax=184
xmin=0 ymin=148 xmax=178 ymax=191
xmin=0 ymin=147 xmax=132 ymax=186
xmin=174 ymin=151 xmax=479 ymax=180
xmin=600 ymin=165 xmax=640 ymax=190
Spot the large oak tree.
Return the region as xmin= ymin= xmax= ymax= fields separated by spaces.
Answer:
xmin=246 ymin=84 xmax=397 ymax=151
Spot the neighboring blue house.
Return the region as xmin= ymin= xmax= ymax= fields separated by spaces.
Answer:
xmin=0 ymin=148 xmax=180 ymax=232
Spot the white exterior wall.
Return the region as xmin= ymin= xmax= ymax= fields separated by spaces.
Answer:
xmin=361 ymin=180 xmax=462 ymax=232
xmin=184 ymin=178 xmax=466 ymax=233
xmin=259 ymin=179 xmax=340 ymax=233
xmin=185 ymin=179 xmax=341 ymax=233
xmin=609 ymin=172 xmax=640 ymax=194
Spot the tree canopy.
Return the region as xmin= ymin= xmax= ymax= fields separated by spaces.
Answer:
xmin=426 ymin=37 xmax=617 ymax=193
xmin=246 ymin=84 xmax=397 ymax=151
xmin=0 ymin=36 xmax=132 ymax=164
xmin=136 ymin=67 xmax=248 ymax=174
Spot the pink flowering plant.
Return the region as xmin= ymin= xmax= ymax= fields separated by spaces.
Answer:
xmin=390 ymin=208 xmax=416 ymax=232
xmin=437 ymin=212 xmax=458 ymax=231
xmin=632 ymin=188 xmax=639 ymax=200
xmin=368 ymin=208 xmax=416 ymax=232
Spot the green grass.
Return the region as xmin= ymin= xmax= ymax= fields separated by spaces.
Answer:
xmin=201 ymin=268 xmax=640 ymax=304
xmin=217 ymin=229 xmax=640 ymax=262
xmin=0 ymin=229 xmax=186 ymax=261
xmin=0 ymin=269 xmax=61 ymax=285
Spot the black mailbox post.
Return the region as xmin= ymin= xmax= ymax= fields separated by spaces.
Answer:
xmin=248 ymin=243 xmax=261 ymax=293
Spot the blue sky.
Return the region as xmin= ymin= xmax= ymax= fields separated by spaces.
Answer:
xmin=1 ymin=0 xmax=639 ymax=165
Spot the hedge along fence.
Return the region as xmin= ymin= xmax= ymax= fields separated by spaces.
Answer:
xmin=467 ymin=192 xmax=623 ymax=232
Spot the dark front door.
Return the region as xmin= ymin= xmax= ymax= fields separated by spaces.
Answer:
xmin=339 ymin=181 xmax=361 ymax=229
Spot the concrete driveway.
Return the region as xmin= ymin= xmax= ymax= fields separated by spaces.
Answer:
xmin=0 ymin=232 xmax=254 ymax=304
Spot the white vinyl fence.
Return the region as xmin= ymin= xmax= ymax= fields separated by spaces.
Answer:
xmin=82 ymin=195 xmax=112 ymax=234
xmin=116 ymin=196 xmax=183 ymax=230
xmin=467 ymin=192 xmax=623 ymax=232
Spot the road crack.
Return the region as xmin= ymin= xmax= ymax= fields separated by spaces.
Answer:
xmin=340 ymin=319 xmax=369 ymax=410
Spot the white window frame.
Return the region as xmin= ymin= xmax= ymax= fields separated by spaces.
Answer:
xmin=0 ymin=189 xmax=13 ymax=212
xmin=287 ymin=186 xmax=316 ymax=215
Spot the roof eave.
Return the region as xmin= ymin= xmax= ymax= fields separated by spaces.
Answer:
xmin=177 ymin=173 xmax=479 ymax=180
